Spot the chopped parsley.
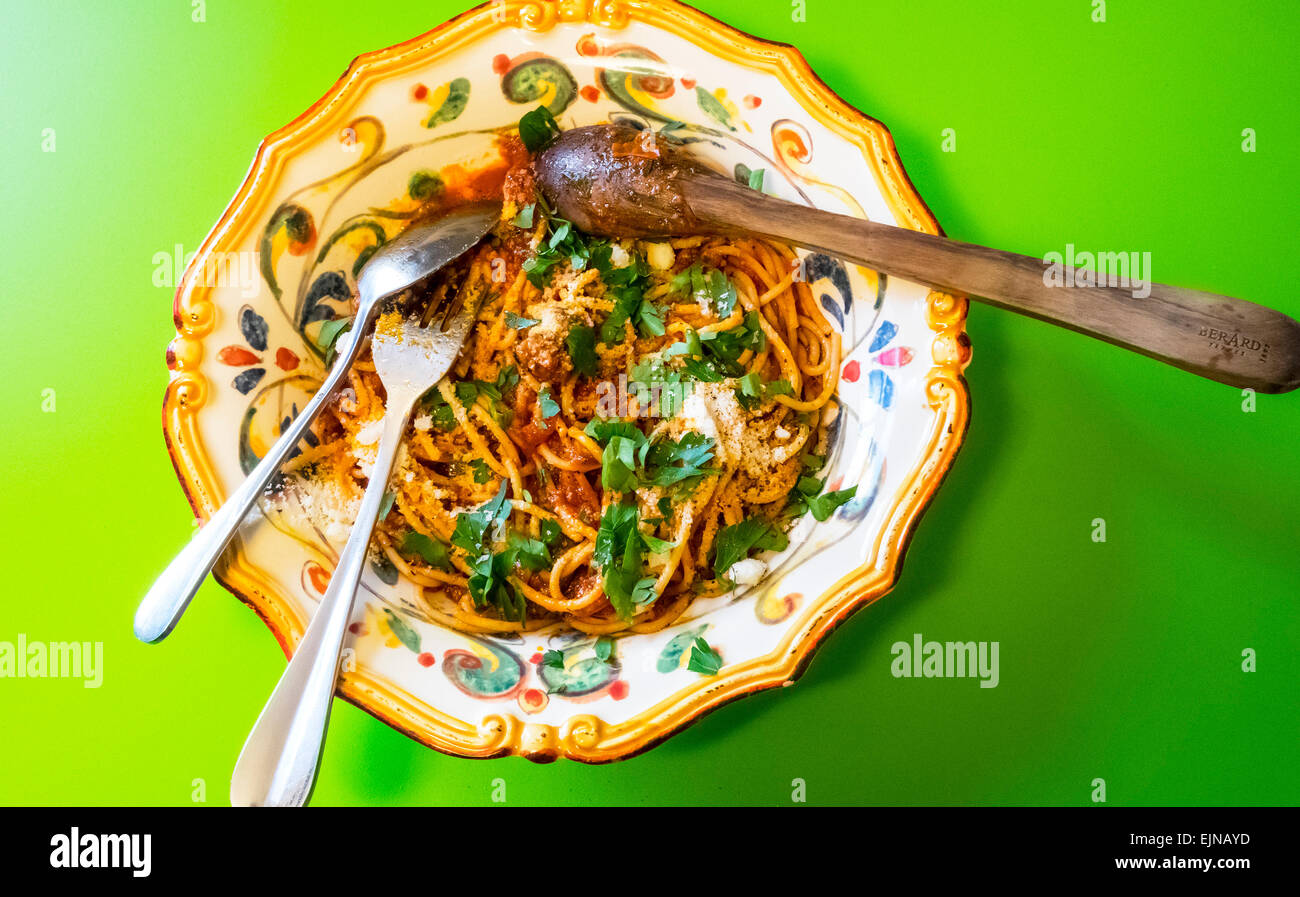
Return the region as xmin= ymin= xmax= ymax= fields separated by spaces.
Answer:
xmin=712 ymin=517 xmax=789 ymax=578
xmin=592 ymin=501 xmax=662 ymax=620
xmin=419 ymin=388 xmax=458 ymax=431
xmin=399 ymin=530 xmax=453 ymax=572
xmin=734 ymin=372 xmax=793 ymax=410
xmin=671 ymin=263 xmax=738 ymax=318
xmin=507 ymin=529 xmax=552 ymax=572
xmin=454 ymin=365 xmax=519 ymax=428
xmin=451 ymin=480 xmax=512 ymax=555
xmin=519 ymin=193 xmax=607 ymax=287
xmin=806 ymin=487 xmax=858 ymax=521
xmin=517 ymin=105 xmax=561 ymax=153
xmin=596 ymin=252 xmax=663 ymax=344
xmin=565 ymin=324 xmax=598 ymax=377
xmin=666 ymin=311 xmax=765 ymax=382
xmin=447 ymin=482 xmax=539 ymax=623
xmin=511 ymin=203 xmax=536 ymax=228
xmin=538 ymin=518 xmax=562 ymax=547
xmin=469 ymin=458 xmax=492 ymax=484
xmin=583 ymin=419 xmax=717 ymax=495
xmin=785 ymin=462 xmax=858 ymax=522
xmin=537 ymin=385 xmax=561 ymax=422
xmin=317 ymin=316 xmax=354 ymax=364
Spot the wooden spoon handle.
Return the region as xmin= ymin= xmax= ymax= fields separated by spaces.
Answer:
xmin=688 ymin=176 xmax=1300 ymax=393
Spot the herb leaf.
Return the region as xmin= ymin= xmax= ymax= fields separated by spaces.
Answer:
xmin=400 ymin=531 xmax=453 ymax=571
xmin=592 ymin=501 xmax=661 ymax=620
xmin=512 ymin=203 xmax=536 ymax=228
xmin=518 ymin=105 xmax=561 ymax=152
xmin=451 ymin=480 xmax=511 ymax=554
xmin=566 ymin=324 xmax=598 ymax=377
xmin=538 ymin=385 xmax=561 ymax=421
xmin=807 ymin=487 xmax=857 ymax=521
xmin=713 ymin=517 xmax=789 ymax=578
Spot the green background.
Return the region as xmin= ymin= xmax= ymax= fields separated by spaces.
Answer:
xmin=1 ymin=0 xmax=1295 ymax=806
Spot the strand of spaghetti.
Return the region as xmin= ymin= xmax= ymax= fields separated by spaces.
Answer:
xmin=348 ymin=368 xmax=377 ymax=421
xmin=461 ymin=402 xmax=515 ymax=478
xmin=567 ymin=425 xmax=603 ymax=461
xmin=536 ymin=442 xmax=598 ymax=472
xmin=378 ymin=537 xmax=468 ymax=588
xmin=559 ymin=374 xmax=580 ymax=423
xmin=547 ymin=501 xmax=600 ymax=542
xmin=695 ymin=469 xmax=733 ymax=564
xmin=775 ymin=331 xmax=841 ymax=411
xmin=706 ymin=243 xmax=776 ymax=293
xmin=434 ymin=379 xmax=508 ymax=480
xmin=752 ymin=306 xmax=804 ymax=394
xmin=510 ymin=573 xmax=600 ymax=614
xmin=628 ymin=592 xmax=691 ymax=633
xmin=391 ymin=493 xmax=442 ymax=545
xmin=567 ymin=614 xmax=633 ymax=635
xmin=509 ymin=499 xmax=594 ymax=543
xmin=419 ymin=590 xmax=510 ymax=634
xmin=676 ymin=538 xmax=695 ymax=590
xmin=279 ymin=440 xmax=342 ymax=473
xmin=453 ymin=601 xmax=528 ymax=633
xmin=650 ymin=509 xmax=693 ymax=596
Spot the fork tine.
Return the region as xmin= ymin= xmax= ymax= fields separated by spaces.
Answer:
xmin=435 ymin=287 xmax=466 ymax=332
xmin=417 ymin=281 xmax=449 ymax=328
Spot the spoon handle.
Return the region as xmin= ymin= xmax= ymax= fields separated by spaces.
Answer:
xmin=688 ymin=177 xmax=1300 ymax=393
xmin=229 ymin=402 xmax=411 ymax=807
xmin=133 ymin=320 xmax=371 ymax=644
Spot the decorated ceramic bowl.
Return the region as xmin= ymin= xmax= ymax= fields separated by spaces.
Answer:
xmin=163 ymin=0 xmax=971 ymax=762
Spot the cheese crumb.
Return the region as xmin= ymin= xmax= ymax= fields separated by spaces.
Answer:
xmin=730 ymin=558 xmax=767 ymax=586
xmin=355 ymin=419 xmax=383 ymax=446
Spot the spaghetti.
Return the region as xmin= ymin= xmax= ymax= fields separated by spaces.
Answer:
xmin=290 ymin=131 xmax=850 ymax=635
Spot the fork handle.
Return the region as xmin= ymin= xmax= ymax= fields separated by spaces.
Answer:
xmin=133 ymin=321 xmax=371 ymax=644
xmin=230 ymin=403 xmax=411 ymax=807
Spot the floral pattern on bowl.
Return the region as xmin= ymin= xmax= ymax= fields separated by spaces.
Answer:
xmin=163 ymin=0 xmax=971 ymax=762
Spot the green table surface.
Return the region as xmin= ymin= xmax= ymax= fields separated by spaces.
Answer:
xmin=2 ymin=0 xmax=1296 ymax=806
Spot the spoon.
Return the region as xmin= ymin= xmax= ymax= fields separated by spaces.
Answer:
xmin=536 ymin=125 xmax=1300 ymax=393
xmin=133 ymin=201 xmax=501 ymax=644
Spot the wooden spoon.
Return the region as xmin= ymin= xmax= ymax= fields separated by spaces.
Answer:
xmin=536 ymin=124 xmax=1300 ymax=393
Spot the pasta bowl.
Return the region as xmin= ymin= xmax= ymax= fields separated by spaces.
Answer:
xmin=163 ymin=0 xmax=971 ymax=762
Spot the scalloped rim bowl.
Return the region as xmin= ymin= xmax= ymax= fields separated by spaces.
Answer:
xmin=162 ymin=0 xmax=970 ymax=763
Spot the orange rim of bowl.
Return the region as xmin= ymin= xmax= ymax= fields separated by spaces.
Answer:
xmin=161 ymin=0 xmax=972 ymax=763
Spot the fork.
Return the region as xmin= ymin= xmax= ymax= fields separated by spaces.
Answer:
xmin=134 ymin=202 xmax=499 ymax=644
xmin=229 ymin=282 xmax=482 ymax=807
